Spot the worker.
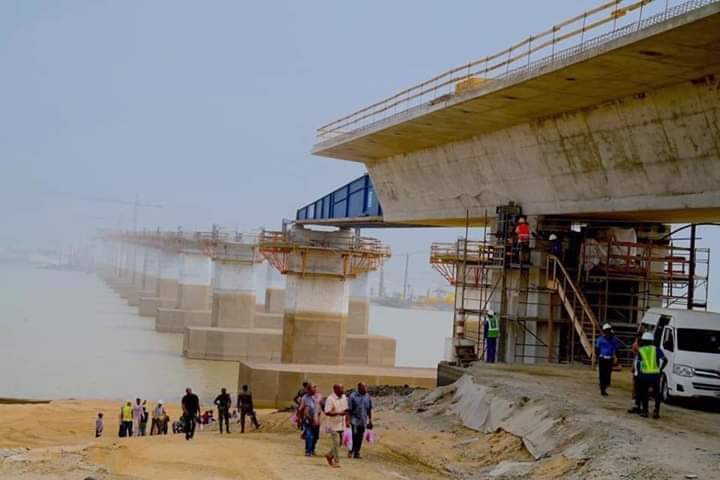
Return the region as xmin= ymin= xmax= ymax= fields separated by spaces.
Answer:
xmin=484 ymin=310 xmax=499 ymax=363
xmin=515 ymin=217 xmax=531 ymax=263
xmin=119 ymin=401 xmax=133 ymax=437
xmin=549 ymin=233 xmax=562 ymax=258
xmin=634 ymin=332 xmax=668 ymax=419
xmin=595 ymin=323 xmax=624 ymax=396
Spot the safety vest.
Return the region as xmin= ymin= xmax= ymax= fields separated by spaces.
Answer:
xmin=121 ymin=405 xmax=133 ymax=422
xmin=638 ymin=345 xmax=660 ymax=375
xmin=487 ymin=315 xmax=499 ymax=339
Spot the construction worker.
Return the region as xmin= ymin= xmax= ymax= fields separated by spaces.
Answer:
xmin=484 ymin=310 xmax=499 ymax=363
xmin=634 ymin=332 xmax=668 ymax=419
xmin=515 ymin=217 xmax=531 ymax=263
xmin=119 ymin=401 xmax=133 ymax=437
xmin=595 ymin=323 xmax=624 ymax=396
xmin=548 ymin=233 xmax=562 ymax=258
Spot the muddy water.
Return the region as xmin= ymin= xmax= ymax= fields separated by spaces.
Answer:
xmin=0 ymin=265 xmax=450 ymax=402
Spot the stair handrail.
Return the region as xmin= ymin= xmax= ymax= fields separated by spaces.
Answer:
xmin=546 ymin=254 xmax=601 ymax=362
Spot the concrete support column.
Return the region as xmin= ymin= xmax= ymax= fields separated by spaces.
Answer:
xmin=176 ymin=252 xmax=212 ymax=310
xmin=264 ymin=262 xmax=286 ymax=313
xmin=156 ymin=250 xmax=180 ymax=299
xmin=348 ymin=273 xmax=370 ymax=335
xmin=282 ymin=274 xmax=349 ymax=365
xmin=142 ymin=247 xmax=159 ymax=294
xmin=132 ymin=245 xmax=146 ymax=292
xmin=211 ymin=259 xmax=257 ymax=328
xmin=280 ymin=227 xmax=353 ymax=365
xmin=138 ymin=249 xmax=179 ymax=318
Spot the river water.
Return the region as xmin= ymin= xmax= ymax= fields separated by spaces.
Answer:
xmin=0 ymin=265 xmax=450 ymax=403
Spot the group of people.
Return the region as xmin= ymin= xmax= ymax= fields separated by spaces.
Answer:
xmin=104 ymin=398 xmax=170 ymax=438
xmin=596 ymin=324 xmax=668 ymax=418
xmin=295 ymin=381 xmax=373 ymax=468
xmin=95 ymin=385 xmax=261 ymax=440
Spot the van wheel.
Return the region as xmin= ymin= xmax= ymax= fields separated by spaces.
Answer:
xmin=661 ymin=375 xmax=674 ymax=404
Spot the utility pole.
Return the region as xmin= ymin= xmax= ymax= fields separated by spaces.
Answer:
xmin=378 ymin=263 xmax=385 ymax=298
xmin=402 ymin=253 xmax=410 ymax=300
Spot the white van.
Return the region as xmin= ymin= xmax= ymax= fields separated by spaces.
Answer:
xmin=639 ymin=308 xmax=720 ymax=401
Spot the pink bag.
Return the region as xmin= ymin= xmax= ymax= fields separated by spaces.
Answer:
xmin=342 ymin=428 xmax=353 ymax=450
xmin=365 ymin=429 xmax=377 ymax=444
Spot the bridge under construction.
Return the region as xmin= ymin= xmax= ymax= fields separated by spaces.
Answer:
xmin=308 ymin=0 xmax=720 ymax=369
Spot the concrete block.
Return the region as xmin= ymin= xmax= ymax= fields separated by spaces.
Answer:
xmin=156 ymin=308 xmax=211 ymax=333
xmin=264 ymin=288 xmax=285 ymax=313
xmin=238 ymin=361 xmax=436 ymax=408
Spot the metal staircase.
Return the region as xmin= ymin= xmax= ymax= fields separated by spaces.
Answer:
xmin=546 ymin=254 xmax=601 ymax=363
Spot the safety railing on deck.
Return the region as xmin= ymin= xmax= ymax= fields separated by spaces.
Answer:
xmin=316 ymin=0 xmax=719 ymax=143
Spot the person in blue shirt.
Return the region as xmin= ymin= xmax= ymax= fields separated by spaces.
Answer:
xmin=595 ymin=323 xmax=625 ymax=396
xmin=634 ymin=332 xmax=668 ymax=419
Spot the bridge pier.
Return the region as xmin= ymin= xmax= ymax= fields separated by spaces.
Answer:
xmin=156 ymin=249 xmax=212 ymax=333
xmin=237 ymin=226 xmax=433 ymax=408
xmin=139 ymin=248 xmax=179 ymax=317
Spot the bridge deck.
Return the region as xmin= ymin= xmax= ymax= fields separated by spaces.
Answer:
xmin=313 ymin=1 xmax=720 ymax=163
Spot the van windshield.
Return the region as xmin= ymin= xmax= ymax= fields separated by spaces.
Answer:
xmin=677 ymin=329 xmax=720 ymax=354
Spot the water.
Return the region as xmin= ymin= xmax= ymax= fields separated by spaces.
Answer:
xmin=0 ymin=265 xmax=449 ymax=402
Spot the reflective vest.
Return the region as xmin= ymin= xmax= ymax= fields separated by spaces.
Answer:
xmin=487 ymin=315 xmax=499 ymax=339
xmin=121 ymin=405 xmax=133 ymax=422
xmin=638 ymin=345 xmax=660 ymax=375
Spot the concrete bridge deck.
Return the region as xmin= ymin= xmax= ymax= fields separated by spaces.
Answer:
xmin=312 ymin=1 xmax=720 ymax=225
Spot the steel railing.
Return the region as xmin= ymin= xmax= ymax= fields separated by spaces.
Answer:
xmin=316 ymin=0 xmax=719 ymax=143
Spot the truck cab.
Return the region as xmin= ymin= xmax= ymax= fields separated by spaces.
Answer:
xmin=639 ymin=308 xmax=720 ymax=401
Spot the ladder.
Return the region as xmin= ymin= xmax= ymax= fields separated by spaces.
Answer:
xmin=546 ymin=254 xmax=601 ymax=363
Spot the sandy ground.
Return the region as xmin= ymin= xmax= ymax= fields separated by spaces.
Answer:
xmin=2 ymin=364 xmax=718 ymax=479
xmin=0 ymin=397 xmax=533 ymax=479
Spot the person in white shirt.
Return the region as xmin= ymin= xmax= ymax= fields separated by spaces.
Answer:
xmin=323 ymin=384 xmax=348 ymax=468
xmin=132 ymin=398 xmax=144 ymax=437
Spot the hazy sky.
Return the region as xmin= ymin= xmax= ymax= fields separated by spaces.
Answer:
xmin=1 ymin=1 xmax=718 ymax=300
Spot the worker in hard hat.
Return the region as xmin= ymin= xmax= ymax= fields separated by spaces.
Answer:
xmin=514 ymin=217 xmax=531 ymax=263
xmin=595 ymin=323 xmax=625 ymax=396
xmin=484 ymin=310 xmax=500 ymax=363
xmin=634 ymin=331 xmax=668 ymax=418
xmin=548 ymin=233 xmax=562 ymax=258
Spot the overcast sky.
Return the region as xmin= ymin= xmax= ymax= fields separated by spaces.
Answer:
xmin=1 ymin=0 xmax=718 ymax=301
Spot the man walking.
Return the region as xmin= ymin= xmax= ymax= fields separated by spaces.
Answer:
xmin=297 ymin=383 xmax=320 ymax=456
xmin=634 ymin=332 xmax=668 ymax=419
xmin=132 ymin=398 xmax=144 ymax=437
xmin=324 ymin=384 xmax=348 ymax=468
xmin=151 ymin=400 xmax=165 ymax=435
xmin=237 ymin=384 xmax=260 ymax=433
xmin=595 ymin=323 xmax=624 ymax=396
xmin=181 ymin=387 xmax=200 ymax=440
xmin=348 ymin=382 xmax=372 ymax=459
xmin=214 ymin=387 xmax=232 ymax=434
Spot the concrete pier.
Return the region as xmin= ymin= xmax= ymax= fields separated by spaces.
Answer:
xmin=238 ymin=226 xmax=431 ymax=408
xmin=348 ymin=273 xmax=370 ymax=335
xmin=156 ymin=249 xmax=212 ymax=333
xmin=210 ymin=244 xmax=259 ymax=328
xmin=263 ymin=263 xmax=286 ymax=313
xmin=139 ymin=249 xmax=179 ymax=317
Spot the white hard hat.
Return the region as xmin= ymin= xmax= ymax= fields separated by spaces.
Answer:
xmin=549 ymin=234 xmax=558 ymax=241
xmin=602 ymin=323 xmax=612 ymax=331
xmin=158 ymin=400 xmax=163 ymax=404
xmin=487 ymin=309 xmax=495 ymax=316
xmin=641 ymin=332 xmax=654 ymax=341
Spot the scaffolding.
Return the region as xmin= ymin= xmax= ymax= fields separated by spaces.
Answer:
xmin=430 ymin=213 xmax=711 ymax=367
xmin=258 ymin=229 xmax=390 ymax=279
